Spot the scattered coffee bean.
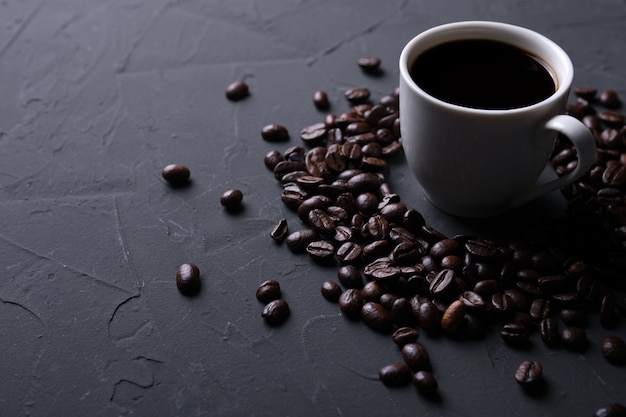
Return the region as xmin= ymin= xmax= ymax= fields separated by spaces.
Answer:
xmin=391 ymin=327 xmax=419 ymax=347
xmin=441 ymin=299 xmax=466 ymax=336
xmin=539 ymin=317 xmax=560 ymax=347
xmin=175 ymin=263 xmax=200 ymax=295
xmin=561 ymin=327 xmax=588 ymax=352
xmin=600 ymin=336 xmax=626 ymax=365
xmin=401 ymin=342 xmax=431 ymax=372
xmin=514 ymin=360 xmax=543 ymax=387
xmin=262 ymin=124 xmax=290 ymax=142
xmin=270 ymin=218 xmax=289 ymax=241
xmin=338 ymin=288 xmax=363 ymax=320
xmin=225 ymin=81 xmax=249 ymax=101
xmin=338 ymin=265 xmax=363 ymax=288
xmin=598 ymin=89 xmax=621 ymax=108
xmin=162 ymin=164 xmax=190 ymax=187
xmin=262 ymin=298 xmax=290 ymax=325
xmin=378 ymin=363 xmax=412 ymax=387
xmin=256 ymin=279 xmax=282 ymax=303
xmin=412 ymin=370 xmax=438 ymax=395
xmin=220 ymin=189 xmax=243 ymax=210
xmin=358 ymin=56 xmax=381 ymax=73
xmin=361 ymin=302 xmax=393 ymax=333
xmin=313 ymin=90 xmax=330 ymax=110
xmin=320 ymin=281 xmax=343 ymax=302
xmin=500 ymin=322 xmax=530 ymax=348
xmin=344 ymin=87 xmax=371 ymax=103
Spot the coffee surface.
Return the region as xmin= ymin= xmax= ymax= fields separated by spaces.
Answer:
xmin=410 ymin=39 xmax=556 ymax=109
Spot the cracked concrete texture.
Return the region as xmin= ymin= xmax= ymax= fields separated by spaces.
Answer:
xmin=0 ymin=0 xmax=625 ymax=416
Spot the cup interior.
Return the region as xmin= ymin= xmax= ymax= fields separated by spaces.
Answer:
xmin=399 ymin=21 xmax=573 ymax=113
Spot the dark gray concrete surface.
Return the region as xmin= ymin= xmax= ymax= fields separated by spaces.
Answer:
xmin=1 ymin=1 xmax=625 ymax=416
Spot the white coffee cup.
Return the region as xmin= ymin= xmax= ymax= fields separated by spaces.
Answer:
xmin=399 ymin=21 xmax=596 ymax=218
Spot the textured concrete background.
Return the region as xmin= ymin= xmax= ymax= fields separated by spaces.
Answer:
xmin=1 ymin=1 xmax=625 ymax=416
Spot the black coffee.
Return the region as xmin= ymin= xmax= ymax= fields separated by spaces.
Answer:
xmin=410 ymin=39 xmax=556 ymax=109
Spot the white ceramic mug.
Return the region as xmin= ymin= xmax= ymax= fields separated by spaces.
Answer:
xmin=399 ymin=21 xmax=596 ymax=218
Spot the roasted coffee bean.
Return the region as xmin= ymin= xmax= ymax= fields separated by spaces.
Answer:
xmin=347 ymin=172 xmax=381 ymax=194
xmin=464 ymin=239 xmax=499 ymax=261
xmin=367 ymin=215 xmax=390 ymax=240
xmin=285 ymin=229 xmax=319 ymax=253
xmin=336 ymin=242 xmax=362 ymax=264
xmin=361 ymin=302 xmax=393 ymax=333
xmin=500 ymin=323 xmax=530 ymax=348
xmin=313 ymin=90 xmax=330 ymax=110
xmin=264 ymin=150 xmax=284 ymax=170
xmin=333 ymin=225 xmax=354 ymax=243
xmin=225 ymin=80 xmax=249 ymax=101
xmin=379 ymin=293 xmax=398 ymax=310
xmin=601 ymin=293 xmax=619 ymax=329
xmin=305 ymin=146 xmax=331 ymax=179
xmin=273 ymin=160 xmax=307 ymax=181
xmin=413 ymin=371 xmax=438 ymax=395
xmin=378 ymin=363 xmax=412 ymax=387
xmin=537 ymin=274 xmax=569 ymax=293
xmin=441 ymin=299 xmax=466 ymax=336
xmin=529 ymin=298 xmax=551 ymax=322
xmin=417 ymin=301 xmax=443 ymax=335
xmin=390 ymin=297 xmax=412 ymax=327
xmin=362 ymin=240 xmax=391 ymax=261
xmin=430 ymin=269 xmax=456 ymax=300
xmin=504 ymin=289 xmax=530 ymax=312
xmin=514 ymin=360 xmax=543 ymax=387
xmin=162 ymin=164 xmax=190 ymax=186
xmin=261 ymin=124 xmax=290 ymax=142
xmin=491 ymin=293 xmax=516 ymax=319
xmin=307 ymin=208 xmax=335 ymax=234
xmin=401 ymin=342 xmax=431 ymax=372
xmin=337 ymin=265 xmax=363 ymax=289
xmin=300 ymin=122 xmax=328 ymax=145
xmin=599 ymin=89 xmax=621 ymax=108
xmin=220 ymin=189 xmax=244 ymax=210
xmin=392 ymin=327 xmax=419 ymax=347
xmin=320 ymin=281 xmax=343 ymax=302
xmin=392 ymin=241 xmax=423 ymax=266
xmin=429 ymin=238 xmax=463 ymax=259
xmin=262 ymin=298 xmax=290 ymax=325
xmin=175 ymin=263 xmax=201 ymax=295
xmin=539 ymin=317 xmax=560 ymax=347
xmin=256 ymin=280 xmax=282 ymax=304
xmin=270 ymin=218 xmax=289 ymax=242
xmin=574 ymin=87 xmax=597 ymax=100
xmin=306 ymin=240 xmax=335 ymax=261
xmin=474 ymin=279 xmax=503 ymax=297
xmin=561 ymin=326 xmax=588 ymax=352
xmin=345 ymin=87 xmax=371 ymax=103
xmin=593 ymin=403 xmax=626 ymax=417
xmin=362 ymin=142 xmax=383 ymax=158
xmin=459 ymin=291 xmax=486 ymax=313
xmin=361 ymin=280 xmax=385 ymax=302
xmin=296 ymin=175 xmax=325 ymax=191
xmin=600 ymin=336 xmax=626 ymax=365
xmin=355 ymin=192 xmax=379 ymax=215
xmin=358 ymin=56 xmax=381 ymax=72
xmin=338 ymin=288 xmax=363 ymax=320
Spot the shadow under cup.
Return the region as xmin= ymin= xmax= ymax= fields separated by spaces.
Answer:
xmin=399 ymin=21 xmax=595 ymax=218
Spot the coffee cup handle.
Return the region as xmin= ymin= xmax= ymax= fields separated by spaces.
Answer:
xmin=510 ymin=114 xmax=596 ymax=208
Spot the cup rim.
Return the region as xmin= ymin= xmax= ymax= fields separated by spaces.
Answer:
xmin=399 ymin=21 xmax=574 ymax=115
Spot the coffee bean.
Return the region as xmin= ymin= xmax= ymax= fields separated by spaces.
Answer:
xmin=417 ymin=301 xmax=442 ymax=335
xmin=514 ymin=360 xmax=543 ymax=387
xmin=600 ymin=336 xmax=626 ymax=365
xmin=300 ymin=122 xmax=328 ymax=145
xmin=441 ymin=299 xmax=466 ymax=336
xmin=162 ymin=164 xmax=190 ymax=187
xmin=318 ymin=281 xmax=342 ymax=303
xmin=412 ymin=370 xmax=438 ymax=395
xmin=313 ymin=90 xmax=330 ymax=110
xmin=306 ymin=240 xmax=336 ymax=261
xmin=220 ymin=189 xmax=244 ymax=210
xmin=559 ymin=308 xmax=588 ymax=327
xmin=601 ymin=293 xmax=619 ymax=329
xmin=574 ymin=87 xmax=597 ymax=100
xmin=256 ymin=279 xmax=282 ymax=303
xmin=599 ymin=90 xmax=621 ymax=108
xmin=336 ymin=242 xmax=362 ymax=264
xmin=361 ymin=280 xmax=384 ymax=302
xmin=378 ymin=363 xmax=412 ymax=387
xmin=430 ymin=269 xmax=456 ymax=300
xmin=529 ymin=298 xmax=551 ymax=322
xmin=401 ymin=342 xmax=431 ymax=372
xmin=593 ymin=403 xmax=626 ymax=417
xmin=225 ymin=81 xmax=249 ymax=101
xmin=459 ymin=291 xmax=486 ymax=313
xmin=264 ymin=150 xmax=284 ymax=170
xmin=261 ymin=124 xmax=290 ymax=142
xmin=175 ymin=263 xmax=201 ymax=295
xmin=392 ymin=327 xmax=419 ymax=347
xmin=270 ymin=219 xmax=289 ymax=242
xmin=337 ymin=265 xmax=363 ymax=289
xmin=262 ymin=298 xmax=290 ymax=325
xmin=361 ymin=302 xmax=393 ymax=333
xmin=338 ymin=288 xmax=363 ymax=320
xmin=561 ymin=326 xmax=588 ymax=352
xmin=345 ymin=87 xmax=371 ymax=103
xmin=500 ymin=322 xmax=530 ymax=348
xmin=358 ymin=56 xmax=381 ymax=73
xmin=539 ymin=317 xmax=560 ymax=347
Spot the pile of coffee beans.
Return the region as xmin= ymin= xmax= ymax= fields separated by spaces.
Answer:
xmin=261 ymin=78 xmax=626 ymax=407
